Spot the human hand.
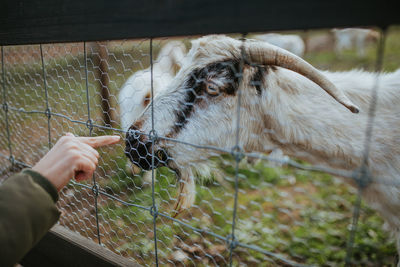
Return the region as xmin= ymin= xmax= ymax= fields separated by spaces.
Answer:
xmin=32 ymin=133 xmax=120 ymax=191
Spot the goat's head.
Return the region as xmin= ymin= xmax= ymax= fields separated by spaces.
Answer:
xmin=124 ymin=35 xmax=359 ymax=212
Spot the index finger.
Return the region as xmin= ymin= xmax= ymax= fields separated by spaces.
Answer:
xmin=78 ymin=135 xmax=121 ymax=148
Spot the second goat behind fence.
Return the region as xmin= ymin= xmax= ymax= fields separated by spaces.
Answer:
xmin=253 ymin=33 xmax=305 ymax=57
xmin=332 ymin=28 xmax=380 ymax=57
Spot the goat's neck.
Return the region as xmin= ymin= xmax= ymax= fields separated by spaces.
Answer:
xmin=259 ymin=71 xmax=370 ymax=171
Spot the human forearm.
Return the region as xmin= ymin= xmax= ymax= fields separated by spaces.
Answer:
xmin=0 ymin=170 xmax=60 ymax=267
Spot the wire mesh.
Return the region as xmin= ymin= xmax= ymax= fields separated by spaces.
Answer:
xmin=1 ymin=26 xmax=400 ymax=266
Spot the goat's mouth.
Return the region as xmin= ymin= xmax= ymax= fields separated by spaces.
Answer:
xmin=125 ymin=128 xmax=170 ymax=170
xmin=124 ymin=145 xmax=169 ymax=170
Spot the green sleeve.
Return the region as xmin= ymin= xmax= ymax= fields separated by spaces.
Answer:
xmin=0 ymin=169 xmax=61 ymax=267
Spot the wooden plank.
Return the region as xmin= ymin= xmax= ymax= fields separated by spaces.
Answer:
xmin=0 ymin=0 xmax=398 ymax=45
xmin=20 ymin=225 xmax=140 ymax=267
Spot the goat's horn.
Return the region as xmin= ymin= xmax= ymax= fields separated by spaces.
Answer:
xmin=245 ymin=41 xmax=360 ymax=113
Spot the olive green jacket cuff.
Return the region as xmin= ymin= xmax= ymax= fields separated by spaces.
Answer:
xmin=0 ymin=169 xmax=61 ymax=267
xmin=22 ymin=169 xmax=59 ymax=203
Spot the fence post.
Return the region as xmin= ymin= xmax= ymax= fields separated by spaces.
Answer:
xmin=39 ymin=44 xmax=52 ymax=149
xmin=95 ymin=42 xmax=114 ymax=128
xmin=1 ymin=46 xmax=14 ymax=171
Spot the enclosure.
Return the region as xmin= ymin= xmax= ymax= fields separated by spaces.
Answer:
xmin=0 ymin=1 xmax=399 ymax=266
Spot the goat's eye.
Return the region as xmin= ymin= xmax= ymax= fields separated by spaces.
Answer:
xmin=205 ymin=82 xmax=220 ymax=96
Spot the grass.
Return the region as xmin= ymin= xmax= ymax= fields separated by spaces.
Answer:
xmin=2 ymin=27 xmax=400 ymax=266
xmin=304 ymin=26 xmax=400 ymax=72
xmin=98 ymin=156 xmax=397 ymax=266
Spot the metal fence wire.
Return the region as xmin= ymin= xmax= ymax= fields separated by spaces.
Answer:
xmin=0 ymin=27 xmax=399 ymax=266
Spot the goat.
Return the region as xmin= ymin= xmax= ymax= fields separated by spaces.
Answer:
xmin=125 ymin=35 xmax=400 ymax=261
xmin=253 ymin=33 xmax=305 ymax=57
xmin=332 ymin=28 xmax=380 ymax=57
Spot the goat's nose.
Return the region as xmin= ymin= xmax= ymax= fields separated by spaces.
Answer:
xmin=125 ymin=126 xmax=168 ymax=170
xmin=125 ymin=125 xmax=142 ymax=145
xmin=125 ymin=126 xmax=151 ymax=169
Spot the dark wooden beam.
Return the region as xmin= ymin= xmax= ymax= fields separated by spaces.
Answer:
xmin=20 ymin=225 xmax=140 ymax=267
xmin=0 ymin=0 xmax=398 ymax=45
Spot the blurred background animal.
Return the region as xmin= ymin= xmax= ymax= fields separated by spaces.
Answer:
xmin=332 ymin=28 xmax=380 ymax=57
xmin=254 ymin=33 xmax=305 ymax=57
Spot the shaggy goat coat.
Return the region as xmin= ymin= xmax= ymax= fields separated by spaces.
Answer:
xmin=127 ymin=35 xmax=400 ymax=256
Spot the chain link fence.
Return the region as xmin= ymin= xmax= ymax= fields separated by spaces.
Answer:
xmin=1 ymin=27 xmax=400 ymax=266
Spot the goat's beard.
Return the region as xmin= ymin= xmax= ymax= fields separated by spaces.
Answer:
xmin=172 ymin=167 xmax=196 ymax=216
xmin=171 ymin=161 xmax=222 ymax=216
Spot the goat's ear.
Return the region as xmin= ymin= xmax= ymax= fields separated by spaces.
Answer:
xmin=190 ymin=39 xmax=201 ymax=50
xmin=190 ymin=39 xmax=197 ymax=46
xmin=172 ymin=62 xmax=181 ymax=75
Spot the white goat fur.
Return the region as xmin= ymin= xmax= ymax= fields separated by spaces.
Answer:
xmin=119 ymin=41 xmax=223 ymax=183
xmin=133 ymin=35 xmax=400 ymax=253
xmin=119 ymin=41 xmax=187 ymax=131
xmin=254 ymin=33 xmax=305 ymax=57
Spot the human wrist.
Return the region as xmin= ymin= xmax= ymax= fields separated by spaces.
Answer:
xmin=23 ymin=169 xmax=59 ymax=202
